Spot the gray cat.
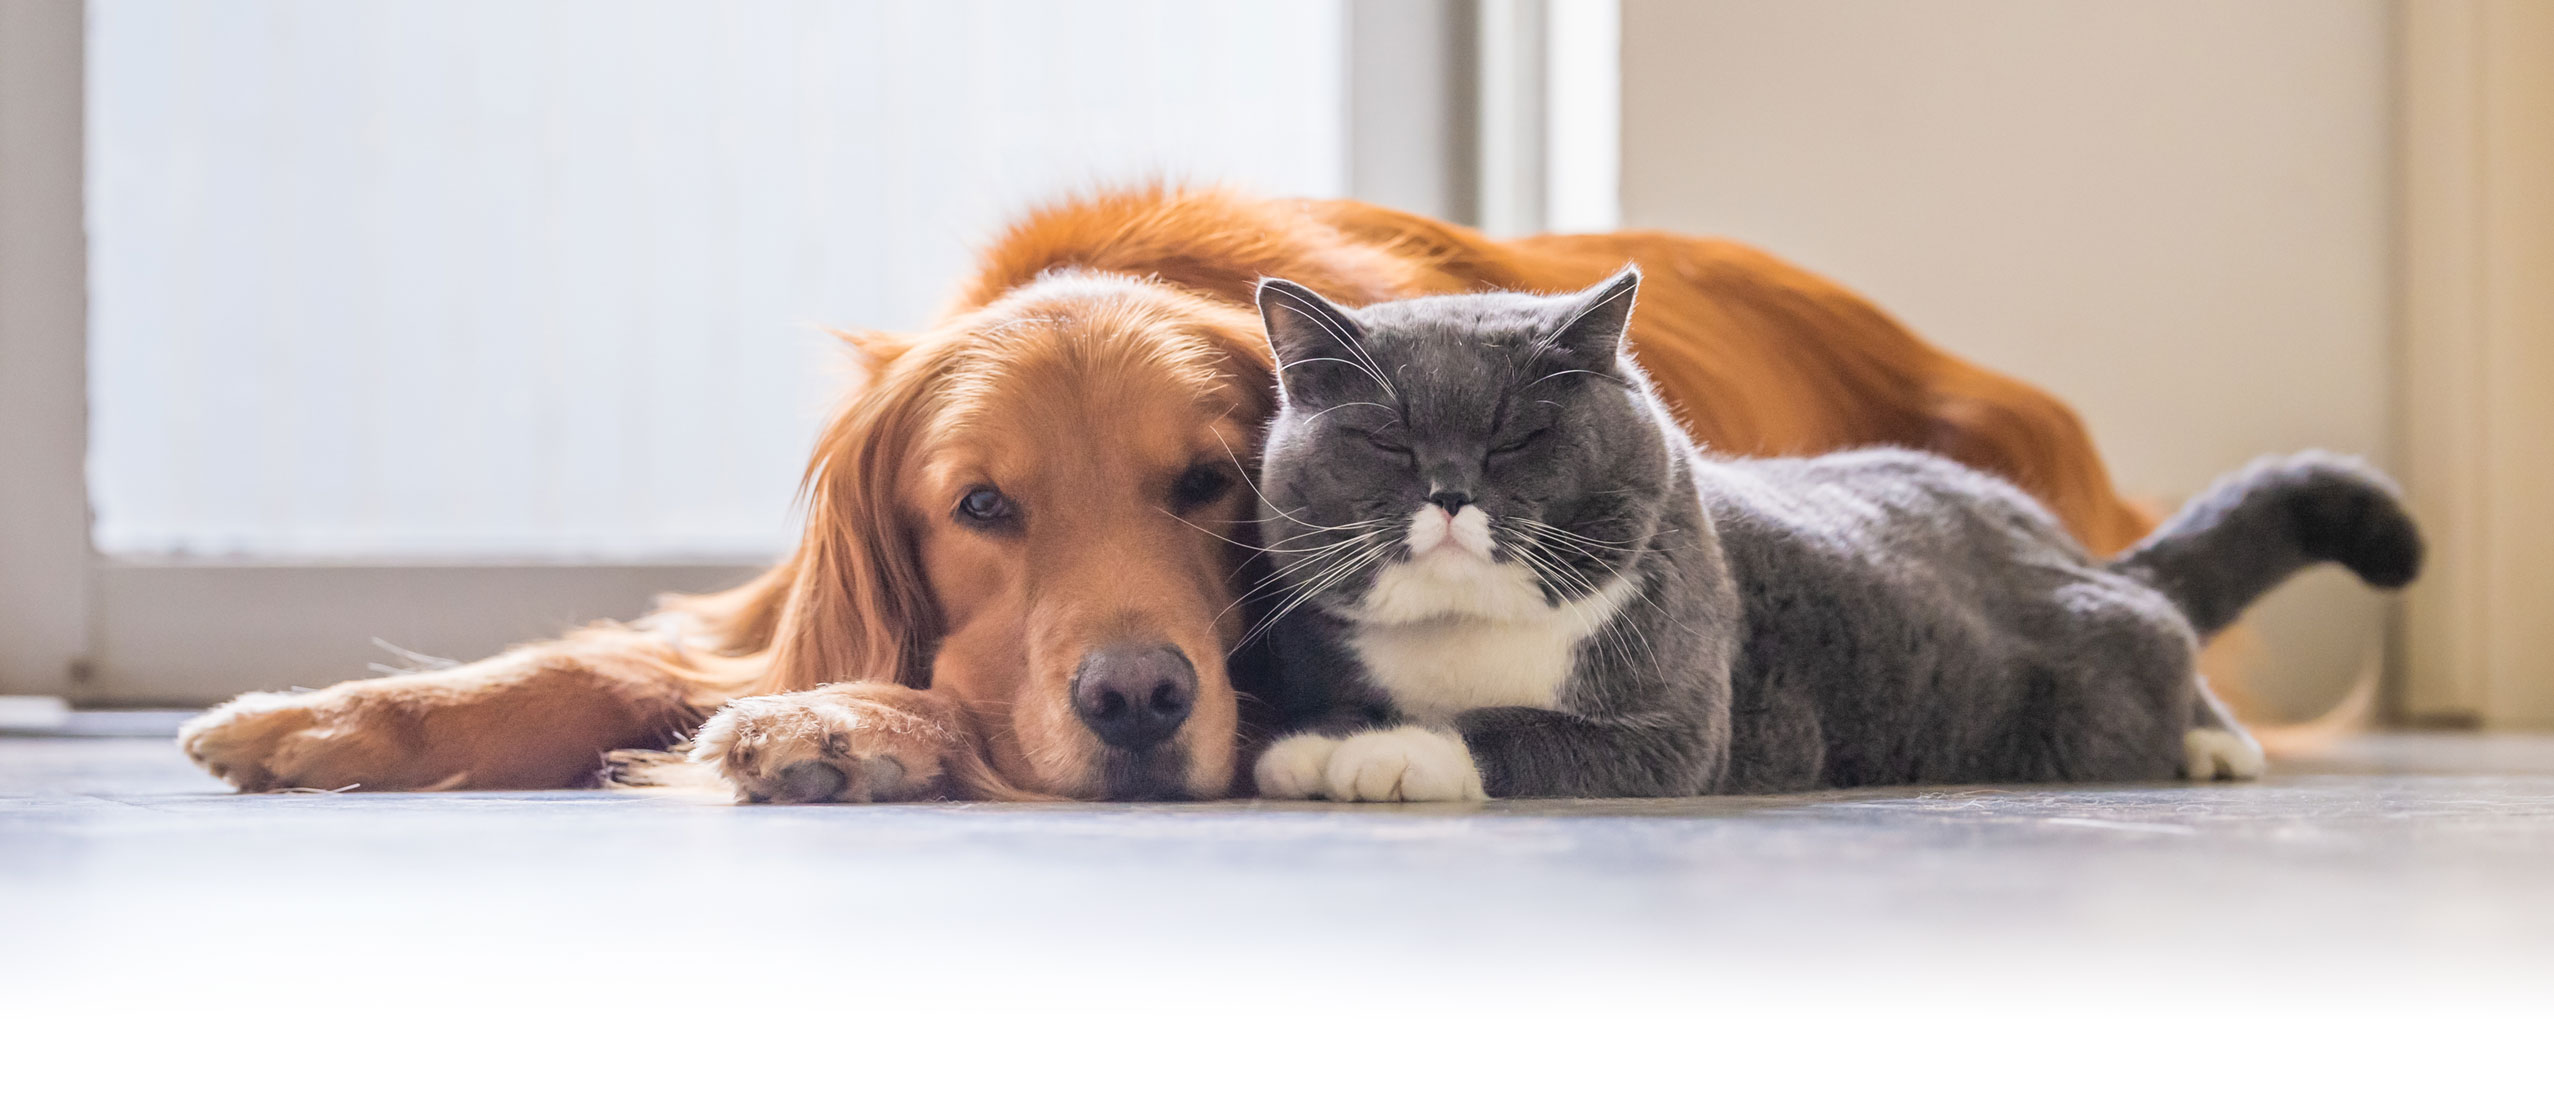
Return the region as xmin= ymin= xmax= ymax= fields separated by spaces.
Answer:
xmin=1246 ymin=269 xmax=2421 ymax=801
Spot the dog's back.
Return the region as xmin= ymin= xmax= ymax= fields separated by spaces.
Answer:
xmin=966 ymin=185 xmax=2152 ymax=556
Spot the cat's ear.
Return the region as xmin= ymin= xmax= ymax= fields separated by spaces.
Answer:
xmin=1552 ymin=265 xmax=1642 ymax=372
xmin=1256 ymin=278 xmax=1368 ymax=399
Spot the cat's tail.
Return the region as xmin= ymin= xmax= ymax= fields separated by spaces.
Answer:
xmin=2109 ymin=451 xmax=2422 ymax=640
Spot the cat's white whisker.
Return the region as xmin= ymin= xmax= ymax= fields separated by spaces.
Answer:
xmin=1262 ymin=284 xmax=1399 ymax=401
xmin=1208 ymin=426 xmax=1374 ymax=534
xmin=1513 ymin=515 xmax=1638 ymax=545
xmin=1162 ymin=507 xmax=1395 ymax=557
xmin=1298 ymin=400 xmax=1401 ymax=430
xmin=1497 ymin=528 xmax=1666 ymax=678
xmin=1522 ymin=367 xmax=1619 ymax=390
xmin=1212 ymin=527 xmax=1394 ymax=627
xmin=1233 ymin=537 xmax=1403 ymax=657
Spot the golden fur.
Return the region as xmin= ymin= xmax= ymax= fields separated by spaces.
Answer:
xmin=182 ymin=186 xmax=2156 ymax=801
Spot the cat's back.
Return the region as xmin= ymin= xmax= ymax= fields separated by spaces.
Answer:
xmin=1700 ymin=446 xmax=2084 ymax=573
xmin=1697 ymin=447 xmax=2174 ymax=790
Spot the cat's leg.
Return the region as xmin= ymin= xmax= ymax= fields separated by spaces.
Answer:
xmin=1719 ymin=681 xmax=1824 ymax=793
xmin=2028 ymin=580 xmax=2224 ymax=784
xmin=1455 ymin=707 xmax=1717 ymax=798
xmin=2181 ymin=678 xmax=2266 ymax=782
xmin=2087 ymin=592 xmax=2262 ymax=783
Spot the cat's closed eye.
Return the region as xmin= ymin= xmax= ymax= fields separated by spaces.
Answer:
xmin=1489 ymin=428 xmax=1548 ymax=457
xmin=1351 ymin=429 xmax=1413 ymax=458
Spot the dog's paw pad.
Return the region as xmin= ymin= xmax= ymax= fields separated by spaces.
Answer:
xmin=762 ymin=755 xmax=907 ymax=804
xmin=773 ymin=761 xmax=848 ymax=803
xmin=698 ymin=694 xmax=939 ymax=803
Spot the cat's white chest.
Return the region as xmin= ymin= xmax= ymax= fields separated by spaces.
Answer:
xmin=1347 ymin=553 xmax=1638 ymax=726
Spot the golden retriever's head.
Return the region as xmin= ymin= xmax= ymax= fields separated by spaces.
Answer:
xmin=764 ymin=273 xmax=1275 ymax=799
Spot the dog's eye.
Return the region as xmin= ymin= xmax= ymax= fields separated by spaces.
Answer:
xmin=1489 ymin=429 xmax=1547 ymax=457
xmin=1171 ymin=464 xmax=1233 ymax=512
xmin=955 ymin=485 xmax=1015 ymax=528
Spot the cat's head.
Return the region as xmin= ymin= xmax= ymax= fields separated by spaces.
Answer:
xmin=1252 ymin=267 xmax=1676 ymax=626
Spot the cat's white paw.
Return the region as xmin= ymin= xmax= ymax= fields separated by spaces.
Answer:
xmin=1255 ymin=734 xmax=1342 ymax=799
xmin=2183 ymin=727 xmax=2266 ymax=781
xmin=1323 ymin=725 xmax=1485 ymax=802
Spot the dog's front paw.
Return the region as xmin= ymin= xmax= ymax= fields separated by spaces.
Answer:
xmin=180 ymin=688 xmax=445 ymax=792
xmin=1323 ymin=726 xmax=1484 ymax=803
xmin=696 ymin=688 xmax=951 ymax=803
xmin=179 ymin=691 xmax=322 ymax=792
xmin=1254 ymin=734 xmax=1343 ymax=799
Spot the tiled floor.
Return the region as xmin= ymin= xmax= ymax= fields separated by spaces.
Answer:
xmin=9 ymin=725 xmax=2552 ymax=1095
xmin=8 ymin=724 xmax=2553 ymax=1012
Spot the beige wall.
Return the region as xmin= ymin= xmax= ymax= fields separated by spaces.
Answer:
xmin=1620 ymin=0 xmax=2395 ymax=720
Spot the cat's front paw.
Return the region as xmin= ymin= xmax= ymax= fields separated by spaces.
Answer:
xmin=2183 ymin=727 xmax=2265 ymax=781
xmin=1324 ymin=725 xmax=1485 ymax=802
xmin=1254 ymin=734 xmax=1342 ymax=799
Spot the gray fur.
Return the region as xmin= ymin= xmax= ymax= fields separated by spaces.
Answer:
xmin=1250 ymin=269 xmax=2422 ymax=798
xmin=2115 ymin=452 xmax=2421 ymax=638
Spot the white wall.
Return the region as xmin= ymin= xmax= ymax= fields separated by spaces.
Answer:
xmin=84 ymin=0 xmax=1347 ymax=561
xmin=1620 ymin=0 xmax=2395 ymax=720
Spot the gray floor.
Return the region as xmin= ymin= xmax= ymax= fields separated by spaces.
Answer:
xmin=7 ymin=725 xmax=2554 ymax=1020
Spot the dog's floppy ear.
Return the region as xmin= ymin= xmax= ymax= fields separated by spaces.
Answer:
xmin=1187 ymin=298 xmax=1284 ymax=424
xmin=1255 ymin=277 xmax=1371 ymax=403
xmin=758 ymin=367 xmax=942 ymax=692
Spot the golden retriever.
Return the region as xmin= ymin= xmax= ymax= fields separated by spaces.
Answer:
xmin=180 ymin=186 xmax=2148 ymax=801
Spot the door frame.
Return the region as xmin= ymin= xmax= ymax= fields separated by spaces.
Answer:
xmin=1 ymin=0 xmax=99 ymax=700
xmin=2396 ymin=0 xmax=2554 ymax=728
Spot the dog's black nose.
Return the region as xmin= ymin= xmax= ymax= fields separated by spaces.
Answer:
xmin=1071 ymin=644 xmax=1196 ymax=750
xmin=1428 ymin=489 xmax=1473 ymax=514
